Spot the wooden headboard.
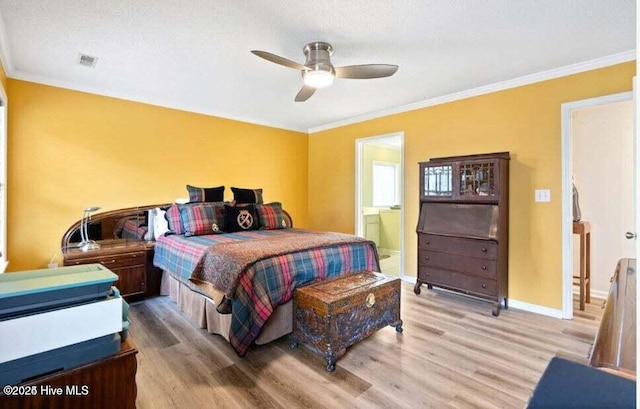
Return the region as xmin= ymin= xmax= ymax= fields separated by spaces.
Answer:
xmin=61 ymin=203 xmax=294 ymax=250
xmin=61 ymin=203 xmax=172 ymax=249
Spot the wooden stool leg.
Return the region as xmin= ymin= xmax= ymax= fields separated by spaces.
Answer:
xmin=585 ymin=231 xmax=590 ymax=304
xmin=579 ymin=233 xmax=586 ymax=311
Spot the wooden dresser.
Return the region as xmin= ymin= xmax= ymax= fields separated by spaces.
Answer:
xmin=415 ymin=152 xmax=510 ymax=316
xmin=0 ymin=339 xmax=138 ymax=409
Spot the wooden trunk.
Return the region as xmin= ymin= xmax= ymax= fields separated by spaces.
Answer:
xmin=291 ymin=271 xmax=402 ymax=372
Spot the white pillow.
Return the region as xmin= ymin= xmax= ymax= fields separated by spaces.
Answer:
xmin=144 ymin=208 xmax=156 ymax=241
xmin=153 ymin=208 xmax=170 ymax=239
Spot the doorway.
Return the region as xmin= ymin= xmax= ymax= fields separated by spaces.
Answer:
xmin=355 ymin=132 xmax=404 ymax=278
xmin=561 ymin=91 xmax=634 ymax=318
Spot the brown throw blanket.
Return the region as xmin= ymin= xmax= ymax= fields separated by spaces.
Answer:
xmin=189 ymin=230 xmax=374 ymax=301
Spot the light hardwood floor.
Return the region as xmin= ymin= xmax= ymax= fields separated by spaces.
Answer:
xmin=130 ymin=284 xmax=604 ymax=409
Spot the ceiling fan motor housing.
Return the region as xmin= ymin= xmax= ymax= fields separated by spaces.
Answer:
xmin=303 ymin=42 xmax=335 ymax=76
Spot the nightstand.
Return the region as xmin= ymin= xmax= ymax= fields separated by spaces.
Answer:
xmin=63 ymin=239 xmax=153 ymax=300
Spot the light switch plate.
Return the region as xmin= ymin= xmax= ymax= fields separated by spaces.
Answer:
xmin=535 ymin=189 xmax=551 ymax=202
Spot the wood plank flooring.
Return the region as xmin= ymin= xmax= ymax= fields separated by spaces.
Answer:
xmin=129 ymin=283 xmax=604 ymax=408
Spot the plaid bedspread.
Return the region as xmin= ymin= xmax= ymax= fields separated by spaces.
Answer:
xmin=153 ymin=229 xmax=380 ymax=356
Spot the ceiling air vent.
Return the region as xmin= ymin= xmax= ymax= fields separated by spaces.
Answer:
xmin=77 ymin=53 xmax=98 ymax=68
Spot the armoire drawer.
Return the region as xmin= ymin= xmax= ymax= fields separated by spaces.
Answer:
xmin=418 ymin=234 xmax=497 ymax=260
xmin=418 ymin=250 xmax=497 ymax=279
xmin=419 ymin=267 xmax=498 ymax=297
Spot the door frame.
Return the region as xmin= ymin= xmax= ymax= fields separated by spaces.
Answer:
xmin=560 ymin=91 xmax=633 ymax=318
xmin=355 ymin=132 xmax=405 ymax=278
xmin=0 ymin=79 xmax=6 ymax=273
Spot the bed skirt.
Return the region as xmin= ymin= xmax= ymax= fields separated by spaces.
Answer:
xmin=160 ymin=271 xmax=292 ymax=345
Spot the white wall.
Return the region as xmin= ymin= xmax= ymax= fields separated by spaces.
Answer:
xmin=572 ymin=100 xmax=634 ymax=297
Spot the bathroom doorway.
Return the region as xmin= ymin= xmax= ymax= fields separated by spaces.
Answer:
xmin=355 ymin=132 xmax=404 ymax=278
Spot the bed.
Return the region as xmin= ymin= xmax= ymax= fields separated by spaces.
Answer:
xmin=58 ymin=199 xmax=381 ymax=356
xmin=153 ymin=228 xmax=380 ymax=356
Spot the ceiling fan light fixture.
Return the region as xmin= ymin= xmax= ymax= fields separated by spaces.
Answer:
xmin=303 ymin=70 xmax=334 ymax=88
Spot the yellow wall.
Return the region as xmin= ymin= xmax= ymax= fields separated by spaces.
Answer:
xmin=309 ymin=62 xmax=635 ymax=310
xmin=7 ymin=80 xmax=308 ymax=271
xmin=5 ymin=61 xmax=635 ymax=310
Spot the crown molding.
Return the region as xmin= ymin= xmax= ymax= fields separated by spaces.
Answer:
xmin=0 ymin=6 xmax=14 ymax=78
xmin=0 ymin=3 xmax=305 ymax=134
xmin=7 ymin=70 xmax=308 ymax=134
xmin=308 ymin=50 xmax=636 ymax=134
xmin=1 ymin=25 xmax=634 ymax=137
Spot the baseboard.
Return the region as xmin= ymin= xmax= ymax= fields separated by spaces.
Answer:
xmin=588 ymin=289 xmax=608 ymax=300
xmin=508 ymin=299 xmax=564 ymax=319
xmin=378 ymin=248 xmax=400 ymax=256
xmin=401 ymin=275 xmax=417 ymax=284
xmin=572 ymin=288 xmax=608 ymax=300
xmin=400 ymin=276 xmax=564 ymax=319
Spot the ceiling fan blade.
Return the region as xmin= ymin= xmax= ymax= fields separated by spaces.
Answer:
xmin=251 ymin=50 xmax=307 ymax=71
xmin=334 ymin=64 xmax=398 ymax=79
xmin=295 ymin=85 xmax=316 ymax=102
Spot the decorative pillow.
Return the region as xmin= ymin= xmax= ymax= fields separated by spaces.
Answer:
xmin=256 ymin=202 xmax=288 ymax=230
xmin=153 ymin=208 xmax=170 ymax=239
xmin=144 ymin=208 xmax=156 ymax=241
xmin=231 ymin=187 xmax=264 ymax=204
xmin=186 ymin=185 xmax=225 ymax=203
xmin=164 ymin=204 xmax=184 ymax=235
xmin=224 ymin=204 xmax=260 ymax=232
xmin=180 ymin=202 xmax=225 ymax=236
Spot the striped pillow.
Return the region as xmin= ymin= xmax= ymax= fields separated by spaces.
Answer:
xmin=180 ymin=202 xmax=225 ymax=236
xmin=256 ymin=202 xmax=288 ymax=230
xmin=186 ymin=185 xmax=225 ymax=203
xmin=164 ymin=204 xmax=184 ymax=235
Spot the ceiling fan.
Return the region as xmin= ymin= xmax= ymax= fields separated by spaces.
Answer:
xmin=251 ymin=42 xmax=398 ymax=102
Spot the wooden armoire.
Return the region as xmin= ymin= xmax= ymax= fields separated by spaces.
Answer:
xmin=415 ymin=152 xmax=510 ymax=316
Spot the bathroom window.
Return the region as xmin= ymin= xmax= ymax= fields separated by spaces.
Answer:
xmin=372 ymin=161 xmax=399 ymax=207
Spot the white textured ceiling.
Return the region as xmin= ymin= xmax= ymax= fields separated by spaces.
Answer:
xmin=0 ymin=1 xmax=635 ymax=132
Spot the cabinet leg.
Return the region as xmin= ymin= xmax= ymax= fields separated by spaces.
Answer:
xmin=413 ymin=280 xmax=422 ymax=294
xmin=427 ymin=284 xmax=433 ymax=289
xmin=289 ymin=334 xmax=298 ymax=349
xmin=492 ymin=302 xmax=500 ymax=317
xmin=325 ymin=351 xmax=337 ymax=372
xmin=503 ymin=297 xmax=508 ymax=310
xmin=391 ymin=319 xmax=404 ymax=333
